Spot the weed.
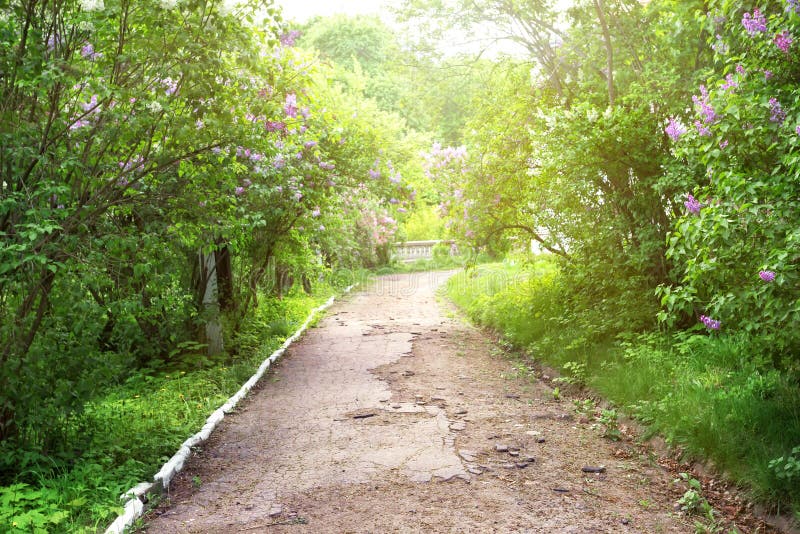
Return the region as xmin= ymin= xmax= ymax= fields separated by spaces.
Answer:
xmin=573 ymin=398 xmax=596 ymax=417
xmin=554 ymin=361 xmax=588 ymax=388
xmin=674 ymin=473 xmax=724 ymax=533
xmin=502 ymin=361 xmax=535 ymax=381
xmin=598 ymin=409 xmax=621 ymax=441
xmin=768 ymin=446 xmax=800 ymax=483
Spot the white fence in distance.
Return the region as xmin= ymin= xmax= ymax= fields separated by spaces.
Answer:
xmin=392 ymin=240 xmax=454 ymax=262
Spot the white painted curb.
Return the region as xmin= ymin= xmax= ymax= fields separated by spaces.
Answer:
xmin=105 ymin=286 xmax=354 ymax=534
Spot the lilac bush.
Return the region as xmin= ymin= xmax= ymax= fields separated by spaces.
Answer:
xmin=660 ymin=1 xmax=800 ymax=348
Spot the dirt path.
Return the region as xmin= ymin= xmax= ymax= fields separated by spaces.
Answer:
xmin=145 ymin=271 xmax=699 ymax=533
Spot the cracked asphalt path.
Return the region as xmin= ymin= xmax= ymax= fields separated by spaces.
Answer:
xmin=144 ymin=271 xmax=695 ymax=533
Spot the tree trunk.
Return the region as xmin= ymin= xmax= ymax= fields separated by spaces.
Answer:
xmin=214 ymin=241 xmax=234 ymax=311
xmin=594 ymin=0 xmax=616 ymax=106
xmin=200 ymin=250 xmax=224 ymax=356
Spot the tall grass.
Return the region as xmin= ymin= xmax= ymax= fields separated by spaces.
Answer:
xmin=446 ymin=257 xmax=800 ymax=518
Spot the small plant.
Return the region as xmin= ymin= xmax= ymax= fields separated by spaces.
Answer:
xmin=675 ymin=473 xmax=720 ymax=533
xmin=551 ymin=386 xmax=561 ymax=401
xmin=191 ymin=476 xmax=203 ymax=488
xmin=503 ymin=361 xmax=535 ymax=381
xmin=598 ymin=409 xmax=621 ymax=441
xmin=573 ymin=398 xmax=595 ymax=417
xmin=768 ymin=446 xmax=800 ymax=482
xmin=554 ymin=361 xmax=588 ymax=387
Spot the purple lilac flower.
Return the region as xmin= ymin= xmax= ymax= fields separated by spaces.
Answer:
xmin=265 ymin=121 xmax=285 ymax=132
xmin=736 ymin=64 xmax=746 ymax=76
xmin=300 ymin=107 xmax=310 ymax=119
xmin=318 ymin=161 xmax=335 ymax=171
xmin=712 ymin=34 xmax=729 ymax=54
xmin=81 ymin=42 xmax=101 ymax=60
xmin=684 ymin=194 xmax=703 ymax=214
xmin=774 ymin=30 xmax=793 ymax=52
xmin=389 ymin=198 xmax=399 ymax=204
xmin=311 ymin=207 xmax=321 ymax=217
xmin=304 ymin=141 xmax=317 ymax=149
xmin=720 ymin=139 xmax=729 ymax=149
xmin=764 ymin=69 xmax=774 ymax=80
xmin=118 ymin=155 xmax=144 ymax=172
xmin=665 ymin=117 xmax=686 ymax=141
xmin=279 ymin=30 xmax=301 ymax=47
xmin=692 ymin=85 xmax=717 ymax=124
xmin=162 ymin=77 xmax=178 ymax=96
xmin=284 ymin=93 xmax=298 ymax=118
xmin=82 ymin=94 xmax=99 ymax=112
xmin=795 ymin=125 xmax=800 ymax=135
xmin=742 ymin=8 xmax=767 ymax=35
xmin=787 ymin=0 xmax=800 ymax=14
xmin=699 ymin=315 xmax=722 ymax=330
xmin=235 ymin=186 xmax=245 ymax=196
xmin=694 ymin=120 xmax=712 ymax=136
xmin=70 ymin=119 xmax=90 ymax=130
xmin=769 ymin=98 xmax=786 ymax=124
xmin=293 ymin=191 xmax=302 ymax=201
xmin=368 ymin=169 xmax=381 ymax=179
xmin=273 ymin=154 xmax=286 ymax=169
xmin=243 ymin=179 xmax=252 ymax=187
xmin=721 ymin=73 xmax=738 ymax=92
xmin=759 ymin=270 xmax=776 ymax=282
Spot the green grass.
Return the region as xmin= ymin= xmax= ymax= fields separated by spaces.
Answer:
xmin=0 ymin=284 xmax=345 ymax=533
xmin=446 ymin=256 xmax=800 ymax=519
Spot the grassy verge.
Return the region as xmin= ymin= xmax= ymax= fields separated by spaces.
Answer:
xmin=0 ymin=278 xmax=359 ymax=533
xmin=446 ymin=256 xmax=800 ymax=520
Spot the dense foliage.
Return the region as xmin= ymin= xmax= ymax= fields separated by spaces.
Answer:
xmin=0 ymin=0 xmax=427 ymax=529
xmin=2 ymin=0 xmax=800 ymax=529
xmin=661 ymin=0 xmax=800 ymax=366
xmin=410 ymin=0 xmax=800 ymax=520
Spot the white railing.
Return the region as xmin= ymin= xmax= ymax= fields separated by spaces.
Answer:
xmin=392 ymin=240 xmax=454 ymax=262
